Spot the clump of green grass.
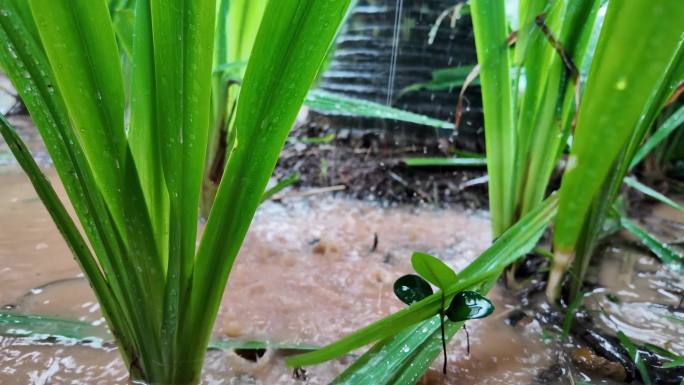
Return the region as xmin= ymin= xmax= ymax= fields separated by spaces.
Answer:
xmin=548 ymin=1 xmax=684 ymax=301
xmin=468 ymin=0 xmax=683 ymax=301
xmin=0 ymin=0 xmax=350 ymax=383
xmin=283 ymin=1 xmax=684 ymax=384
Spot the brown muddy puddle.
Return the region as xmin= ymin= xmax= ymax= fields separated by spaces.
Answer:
xmin=0 ymin=166 xmax=682 ymax=385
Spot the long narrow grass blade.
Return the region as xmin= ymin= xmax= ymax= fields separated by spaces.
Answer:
xmin=385 ymin=320 xmax=461 ymax=385
xmin=330 ymin=320 xmax=450 ymax=385
xmin=0 ymin=116 xmax=132 ymax=359
xmin=0 ymin=311 xmax=318 ymax=352
xmin=565 ymin=36 xmax=684 ymax=302
xmin=620 ymin=216 xmax=683 ymax=273
xmin=550 ymin=1 xmax=684 ymax=301
xmin=0 ymin=2 xmax=146 ymax=364
xmin=617 ymin=331 xmax=653 ymax=385
xmin=182 ymin=0 xmax=352 ymax=373
xmin=304 ymin=90 xmax=454 ymax=129
xmin=27 ymin=0 xmax=128 ymax=224
xmin=470 ymin=0 xmax=517 ymax=236
xmin=147 ymin=0 xmax=216 ymax=379
xmin=205 ymin=0 xmax=268 ymax=217
xmin=27 ymin=1 xmax=168 ymax=375
xmin=0 ymin=312 xmax=109 ymax=341
xmin=403 ymin=157 xmax=487 ymax=167
xmin=398 ymin=65 xmax=478 ymax=96
xmin=553 ymin=2 xmax=684 ymax=251
xmin=27 ymin=1 xmax=163 ymax=288
xmin=129 ymin=0 xmax=168 ymax=264
xmin=227 ymin=0 xmax=268 ymax=65
xmin=260 ymin=172 xmax=301 ymax=203
xmin=517 ymin=0 xmax=601 ymax=216
xmin=513 ymin=0 xmax=565 ymax=217
xmin=630 ymin=105 xmax=684 ymax=169
xmin=624 ymin=176 xmax=684 ymax=214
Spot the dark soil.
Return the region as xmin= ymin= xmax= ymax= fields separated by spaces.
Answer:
xmin=274 ymin=120 xmax=489 ymax=208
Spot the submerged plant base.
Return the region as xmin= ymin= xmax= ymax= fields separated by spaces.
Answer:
xmin=546 ymin=250 xmax=575 ymax=303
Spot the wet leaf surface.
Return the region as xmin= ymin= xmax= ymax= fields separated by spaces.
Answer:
xmin=445 ymin=291 xmax=494 ymax=322
xmin=393 ymin=274 xmax=434 ymax=306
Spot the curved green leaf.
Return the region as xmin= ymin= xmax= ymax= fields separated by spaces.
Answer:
xmin=403 ymin=157 xmax=487 ymax=167
xmin=620 ymin=215 xmax=683 ymax=272
xmin=28 ymin=0 xmax=127 ymax=222
xmin=630 ymin=105 xmax=684 ymax=169
xmin=304 ymin=90 xmax=454 ymax=130
xmin=411 ymin=252 xmax=457 ymax=291
xmin=624 ymin=176 xmax=684 ymax=214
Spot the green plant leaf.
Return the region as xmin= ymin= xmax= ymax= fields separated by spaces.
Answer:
xmin=470 ymin=0 xmax=517 ymax=236
xmin=624 ymin=176 xmax=684 ymax=214
xmin=383 ymin=319 xmax=461 ymax=385
xmin=445 ymin=291 xmax=494 ymax=322
xmin=644 ymin=343 xmax=681 ymax=360
xmin=663 ymin=358 xmax=684 ymax=369
xmin=561 ymin=291 xmax=585 ymax=341
xmin=553 ymin=1 xmax=684 ymax=252
xmin=330 ymin=317 xmax=458 ymax=385
xmin=398 ymin=65 xmax=478 ymax=96
xmin=550 ymin=1 xmax=684 ymax=301
xmin=226 ymin=0 xmax=268 ymax=66
xmin=0 ymin=2 xmax=157 ymax=369
xmin=29 ymin=0 xmax=165 ymax=324
xmin=129 ymin=0 xmax=170 ymax=267
xmin=403 ymin=157 xmax=488 ymax=167
xmin=28 ymin=0 xmax=128 ymax=227
xmin=411 ymin=252 xmax=458 ymax=291
xmin=514 ymin=0 xmax=601 ymax=218
xmin=393 ymin=275 xmax=434 ymax=306
xmin=304 ymin=90 xmax=454 ymax=130
xmin=620 ymin=215 xmax=683 ymax=272
xmin=0 ymin=311 xmax=318 ymax=352
xmin=0 ymin=116 xmax=132 ymax=359
xmin=146 ymin=1 xmax=217 ymax=370
xmin=183 ymin=0 xmax=352 ymax=374
xmin=0 ymin=312 xmax=109 ymax=341
xmin=630 ymin=104 xmax=684 ymax=169
xmin=617 ymin=331 xmax=652 ymax=385
xmin=260 ymin=172 xmax=301 ymax=203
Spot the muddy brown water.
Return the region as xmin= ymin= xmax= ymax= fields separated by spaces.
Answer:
xmin=0 ymin=164 xmax=682 ymax=385
xmin=0 ymin=165 xmax=542 ymax=385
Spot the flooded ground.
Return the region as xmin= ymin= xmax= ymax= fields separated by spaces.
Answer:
xmin=0 ymin=165 xmax=565 ymax=385
xmin=1 ymin=165 xmax=682 ymax=385
xmin=1 ymin=108 xmax=683 ymax=385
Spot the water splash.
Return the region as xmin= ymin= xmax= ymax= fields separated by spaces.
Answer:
xmin=386 ymin=0 xmax=404 ymax=106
